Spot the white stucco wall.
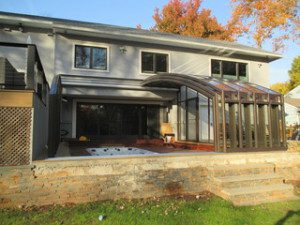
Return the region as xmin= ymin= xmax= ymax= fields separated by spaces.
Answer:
xmin=54 ymin=35 xmax=270 ymax=88
xmin=248 ymin=61 xmax=270 ymax=87
xmin=285 ymin=103 xmax=300 ymax=126
xmin=0 ymin=30 xmax=271 ymax=88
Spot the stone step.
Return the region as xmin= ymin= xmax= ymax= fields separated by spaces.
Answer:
xmin=213 ymin=173 xmax=284 ymax=189
xmin=220 ymin=183 xmax=296 ymax=206
xmin=207 ymin=163 xmax=275 ymax=177
xmin=234 ymin=195 xmax=300 ymax=206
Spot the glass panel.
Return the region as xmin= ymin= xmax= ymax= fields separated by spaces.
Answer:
xmin=180 ymin=86 xmax=186 ymax=101
xmin=122 ymin=106 xmax=138 ymax=135
xmin=265 ymin=105 xmax=270 ymax=147
xmin=187 ymin=99 xmax=197 ymax=141
xmin=187 ymin=87 xmax=197 ymax=99
xmin=271 ymin=105 xmax=280 ymax=147
xmin=241 ymin=104 xmax=255 ymax=148
xmin=218 ymin=96 xmax=224 ymax=150
xmin=249 ymin=83 xmax=279 ymax=95
xmin=257 ymin=105 xmax=269 ymax=147
xmin=209 ymin=98 xmax=214 ymax=142
xmin=180 ymin=101 xmax=186 ymax=140
xmin=199 ymin=94 xmax=209 ymax=142
xmin=162 ymin=106 xmax=169 ymax=123
xmin=225 ymin=103 xmax=230 ymax=148
xmin=226 ymin=103 xmax=239 ymax=149
xmin=142 ymin=52 xmax=154 ymax=73
xmin=92 ymin=47 xmax=107 ymax=70
xmin=156 ymin=54 xmax=168 ymax=72
xmin=76 ymin=104 xmax=100 ymax=137
xmin=141 ymin=106 xmax=148 ymax=135
xmin=223 ymin=61 xmax=237 ymax=78
xmin=238 ymin=63 xmax=247 ymax=79
xmin=278 ymin=105 xmax=284 ymax=147
xmin=205 ymin=79 xmax=235 ymax=92
xmin=75 ymin=45 xmax=90 ymax=68
xmin=211 ymin=59 xmax=221 ymax=77
xmin=147 ymin=106 xmax=160 ymax=138
xmin=76 ymin=103 xmax=148 ymax=139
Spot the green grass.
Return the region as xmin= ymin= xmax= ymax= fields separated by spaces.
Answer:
xmin=1 ymin=196 xmax=299 ymax=225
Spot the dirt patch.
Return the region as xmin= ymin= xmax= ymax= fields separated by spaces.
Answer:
xmin=165 ymin=182 xmax=184 ymax=196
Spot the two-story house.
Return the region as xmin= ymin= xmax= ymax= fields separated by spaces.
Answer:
xmin=0 ymin=12 xmax=286 ymax=157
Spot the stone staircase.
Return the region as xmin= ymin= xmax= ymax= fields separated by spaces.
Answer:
xmin=207 ymin=163 xmax=299 ymax=206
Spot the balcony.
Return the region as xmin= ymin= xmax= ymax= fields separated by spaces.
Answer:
xmin=0 ymin=42 xmax=49 ymax=104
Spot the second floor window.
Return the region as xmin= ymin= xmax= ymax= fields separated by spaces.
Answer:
xmin=211 ymin=59 xmax=248 ymax=80
xmin=75 ymin=45 xmax=107 ymax=70
xmin=142 ymin=52 xmax=168 ymax=73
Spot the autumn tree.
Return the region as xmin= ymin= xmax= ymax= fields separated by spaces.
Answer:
xmin=271 ymin=56 xmax=300 ymax=94
xmin=288 ymin=56 xmax=300 ymax=90
xmin=152 ymin=0 xmax=245 ymax=41
xmin=230 ymin=0 xmax=300 ymax=51
xmin=270 ymin=82 xmax=289 ymax=94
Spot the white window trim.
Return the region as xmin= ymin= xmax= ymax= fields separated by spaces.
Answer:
xmin=139 ymin=49 xmax=171 ymax=75
xmin=208 ymin=56 xmax=251 ymax=80
xmin=72 ymin=42 xmax=110 ymax=73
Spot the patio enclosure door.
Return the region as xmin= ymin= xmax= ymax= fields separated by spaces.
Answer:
xmin=76 ymin=103 xmax=148 ymax=139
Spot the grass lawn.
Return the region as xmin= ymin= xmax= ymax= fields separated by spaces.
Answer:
xmin=1 ymin=196 xmax=299 ymax=225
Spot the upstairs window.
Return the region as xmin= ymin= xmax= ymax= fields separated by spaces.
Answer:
xmin=75 ymin=45 xmax=107 ymax=70
xmin=211 ymin=59 xmax=248 ymax=80
xmin=142 ymin=52 xmax=168 ymax=73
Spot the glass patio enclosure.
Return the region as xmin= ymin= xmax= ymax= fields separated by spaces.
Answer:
xmin=142 ymin=73 xmax=286 ymax=152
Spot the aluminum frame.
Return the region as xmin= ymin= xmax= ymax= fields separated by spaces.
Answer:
xmin=142 ymin=73 xmax=286 ymax=152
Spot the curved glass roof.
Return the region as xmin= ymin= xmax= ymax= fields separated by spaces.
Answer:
xmin=142 ymin=73 xmax=281 ymax=98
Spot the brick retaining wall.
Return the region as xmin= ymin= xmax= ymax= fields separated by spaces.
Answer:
xmin=0 ymin=152 xmax=299 ymax=208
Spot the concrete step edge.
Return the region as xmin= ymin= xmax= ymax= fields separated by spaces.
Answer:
xmin=232 ymin=195 xmax=300 ymax=206
xmin=214 ymin=173 xmax=283 ymax=183
xmin=221 ymin=184 xmax=294 ymax=196
xmin=206 ymin=163 xmax=275 ymax=171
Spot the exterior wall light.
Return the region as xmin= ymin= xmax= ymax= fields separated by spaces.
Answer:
xmin=119 ymin=46 xmax=127 ymax=54
xmin=18 ymin=23 xmax=24 ymax=32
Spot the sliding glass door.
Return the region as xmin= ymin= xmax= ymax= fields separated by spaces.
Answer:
xmin=76 ymin=103 xmax=148 ymax=139
xmin=178 ymin=86 xmax=214 ymax=143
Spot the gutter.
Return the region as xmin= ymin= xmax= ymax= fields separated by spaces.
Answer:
xmin=0 ymin=12 xmax=282 ymax=61
xmin=53 ymin=24 xmax=281 ymax=60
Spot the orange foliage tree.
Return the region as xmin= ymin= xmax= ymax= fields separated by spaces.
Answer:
xmin=152 ymin=0 xmax=299 ymax=51
xmin=152 ymin=0 xmax=245 ymax=41
xmin=230 ymin=0 xmax=299 ymax=51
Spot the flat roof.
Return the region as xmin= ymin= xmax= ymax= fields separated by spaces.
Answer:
xmin=0 ymin=11 xmax=281 ymax=62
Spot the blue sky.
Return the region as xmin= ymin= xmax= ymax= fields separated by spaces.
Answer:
xmin=0 ymin=0 xmax=299 ymax=84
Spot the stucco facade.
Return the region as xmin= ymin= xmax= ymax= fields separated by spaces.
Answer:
xmin=0 ymin=12 xmax=283 ymax=153
xmin=0 ymin=31 xmax=270 ymax=87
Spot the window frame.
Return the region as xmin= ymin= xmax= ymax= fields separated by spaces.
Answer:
xmin=73 ymin=44 xmax=109 ymax=72
xmin=210 ymin=58 xmax=249 ymax=80
xmin=140 ymin=50 xmax=170 ymax=74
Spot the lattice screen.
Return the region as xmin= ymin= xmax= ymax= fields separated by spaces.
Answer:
xmin=0 ymin=107 xmax=32 ymax=166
